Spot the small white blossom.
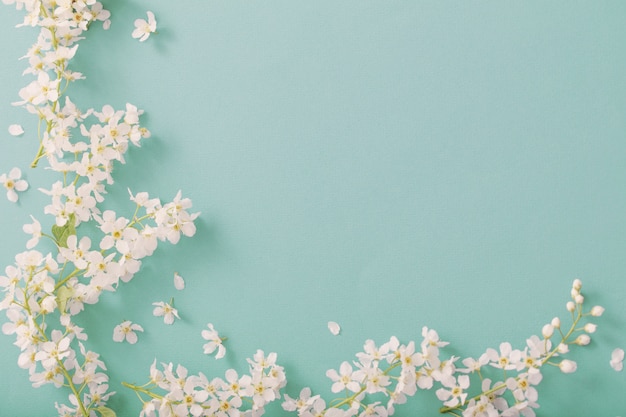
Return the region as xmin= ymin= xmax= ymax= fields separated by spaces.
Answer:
xmin=0 ymin=167 xmax=28 ymax=202
xmin=201 ymin=323 xmax=226 ymax=359
xmin=113 ymin=320 xmax=144 ymax=344
xmin=173 ymin=272 xmax=185 ymax=290
xmin=326 ymin=361 xmax=360 ymax=393
xmin=152 ymin=301 xmax=179 ymax=325
xmin=8 ymin=124 xmax=24 ymax=136
xmin=132 ymin=11 xmax=157 ymax=42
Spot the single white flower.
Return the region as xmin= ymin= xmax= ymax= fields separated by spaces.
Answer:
xmin=328 ymin=321 xmax=341 ymax=336
xmin=201 ymin=323 xmax=226 ymax=359
xmin=326 ymin=361 xmax=360 ymax=393
xmin=0 ymin=167 xmax=28 ymax=203
xmin=174 ymin=272 xmax=185 ymax=290
xmin=611 ymin=348 xmax=624 ymax=372
xmin=8 ymin=124 xmax=23 ymax=136
xmin=132 ymin=11 xmax=157 ymax=42
xmin=152 ymin=300 xmax=179 ymax=325
xmin=113 ymin=320 xmax=144 ymax=344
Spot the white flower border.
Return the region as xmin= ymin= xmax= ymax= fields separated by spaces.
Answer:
xmin=0 ymin=3 xmax=611 ymax=417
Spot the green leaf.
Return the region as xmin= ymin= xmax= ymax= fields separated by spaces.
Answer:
xmin=56 ymin=285 xmax=74 ymax=314
xmin=95 ymin=406 xmax=117 ymax=417
xmin=51 ymin=213 xmax=76 ymax=248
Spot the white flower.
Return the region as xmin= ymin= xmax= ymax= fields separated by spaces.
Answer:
xmin=132 ymin=11 xmax=157 ymax=42
xmin=328 ymin=321 xmax=341 ymax=336
xmin=201 ymin=323 xmax=226 ymax=359
xmin=0 ymin=167 xmax=28 ymax=202
xmin=174 ymin=272 xmax=185 ymax=290
xmin=611 ymin=348 xmax=624 ymax=372
xmin=326 ymin=361 xmax=360 ymax=393
xmin=113 ymin=320 xmax=144 ymax=344
xmin=152 ymin=301 xmax=179 ymax=325
xmin=8 ymin=124 xmax=23 ymax=136
xmin=436 ymin=375 xmax=470 ymax=408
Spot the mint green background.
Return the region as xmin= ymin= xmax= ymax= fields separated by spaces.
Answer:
xmin=1 ymin=1 xmax=626 ymax=416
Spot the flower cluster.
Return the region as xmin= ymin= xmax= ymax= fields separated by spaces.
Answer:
xmin=0 ymin=2 xmax=200 ymax=416
xmin=283 ymin=279 xmax=602 ymax=417
xmin=124 ymin=350 xmax=286 ymax=417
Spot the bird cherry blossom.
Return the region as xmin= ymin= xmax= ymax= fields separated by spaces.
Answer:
xmin=174 ymin=272 xmax=185 ymax=290
xmin=153 ymin=300 xmax=180 ymax=325
xmin=201 ymin=323 xmax=226 ymax=359
xmin=132 ymin=11 xmax=157 ymax=42
xmin=0 ymin=167 xmax=28 ymax=202
xmin=113 ymin=320 xmax=144 ymax=344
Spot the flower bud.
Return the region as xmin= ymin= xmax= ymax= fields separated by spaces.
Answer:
xmin=570 ymin=288 xmax=579 ymax=298
xmin=551 ymin=317 xmax=561 ymax=328
xmin=574 ymin=294 xmax=584 ymax=304
xmin=583 ymin=323 xmax=597 ymax=333
xmin=575 ymin=334 xmax=591 ymax=345
xmin=566 ymin=301 xmax=576 ymax=312
xmin=559 ymin=359 xmax=577 ymax=373
xmin=542 ymin=324 xmax=554 ymax=339
xmin=590 ymin=306 xmax=605 ymax=317
xmin=557 ymin=343 xmax=569 ymax=354
xmin=572 ymin=279 xmax=582 ymax=291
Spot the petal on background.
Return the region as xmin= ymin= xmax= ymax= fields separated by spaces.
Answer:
xmin=8 ymin=124 xmax=23 ymax=136
xmin=328 ymin=321 xmax=341 ymax=336
xmin=174 ymin=272 xmax=185 ymax=290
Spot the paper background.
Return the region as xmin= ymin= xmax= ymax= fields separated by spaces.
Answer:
xmin=1 ymin=2 xmax=626 ymax=415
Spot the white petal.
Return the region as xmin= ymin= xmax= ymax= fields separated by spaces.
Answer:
xmin=174 ymin=272 xmax=185 ymax=290
xmin=8 ymin=167 xmax=21 ymax=179
xmin=127 ymin=332 xmax=138 ymax=344
xmin=147 ymin=11 xmax=156 ymax=27
xmin=7 ymin=190 xmax=18 ymax=203
xmin=612 ymin=347 xmax=625 ymax=361
xmin=14 ymin=180 xmax=28 ymax=192
xmin=8 ymin=124 xmax=23 ymax=136
xmin=611 ymin=348 xmax=624 ymax=371
xmin=328 ymin=321 xmax=341 ymax=336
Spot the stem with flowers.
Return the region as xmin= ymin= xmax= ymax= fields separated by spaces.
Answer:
xmin=1 ymin=2 xmax=199 ymax=417
xmin=283 ymin=279 xmax=603 ymax=417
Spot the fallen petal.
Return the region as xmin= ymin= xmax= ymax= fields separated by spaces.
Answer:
xmin=328 ymin=321 xmax=341 ymax=336
xmin=8 ymin=124 xmax=23 ymax=136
